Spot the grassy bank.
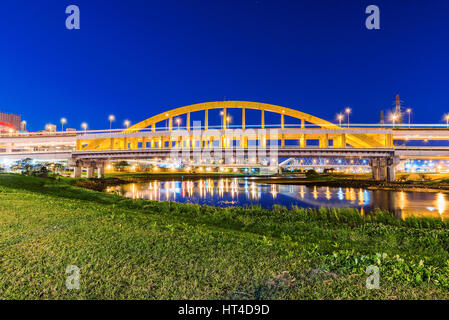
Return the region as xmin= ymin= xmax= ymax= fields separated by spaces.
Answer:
xmin=257 ymin=175 xmax=449 ymax=193
xmin=0 ymin=173 xmax=449 ymax=299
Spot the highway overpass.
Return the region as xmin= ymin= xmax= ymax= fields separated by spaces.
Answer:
xmin=2 ymin=101 xmax=449 ymax=181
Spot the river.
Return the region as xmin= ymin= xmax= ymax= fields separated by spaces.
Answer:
xmin=106 ymin=177 xmax=449 ymax=219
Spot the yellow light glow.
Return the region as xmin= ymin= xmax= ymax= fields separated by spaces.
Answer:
xmin=437 ymin=193 xmax=446 ymax=215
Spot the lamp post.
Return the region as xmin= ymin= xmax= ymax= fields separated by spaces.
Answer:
xmin=124 ymin=120 xmax=130 ymax=129
xmin=392 ymin=114 xmax=398 ymax=128
xmin=176 ymin=118 xmax=181 ymax=130
xmin=60 ymin=118 xmax=67 ymax=132
xmin=81 ymin=122 xmax=88 ymax=133
xmin=220 ymin=111 xmax=224 ymax=129
xmin=345 ymin=107 xmax=351 ymax=128
xmin=337 ymin=113 xmax=344 ymax=127
xmin=165 ymin=113 xmax=169 ymax=131
xmin=446 ymin=115 xmax=449 ymax=128
xmin=108 ymin=115 xmax=115 ymax=131
xmin=406 ymin=109 xmax=412 ymax=128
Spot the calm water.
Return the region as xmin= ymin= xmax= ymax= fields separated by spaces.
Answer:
xmin=107 ymin=178 xmax=449 ymax=219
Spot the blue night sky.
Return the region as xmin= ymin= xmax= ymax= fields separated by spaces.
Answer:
xmin=0 ymin=0 xmax=448 ymax=131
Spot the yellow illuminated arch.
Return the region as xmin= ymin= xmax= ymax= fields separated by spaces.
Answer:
xmin=126 ymin=101 xmax=333 ymax=131
xmin=81 ymin=101 xmax=381 ymax=150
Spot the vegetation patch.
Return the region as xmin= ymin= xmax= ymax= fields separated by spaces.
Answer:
xmin=0 ymin=173 xmax=448 ymax=299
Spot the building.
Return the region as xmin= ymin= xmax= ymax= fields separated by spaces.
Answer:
xmin=45 ymin=124 xmax=57 ymax=133
xmin=0 ymin=112 xmax=21 ymax=133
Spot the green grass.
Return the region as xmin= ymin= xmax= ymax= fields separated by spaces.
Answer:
xmin=0 ymin=173 xmax=449 ymax=299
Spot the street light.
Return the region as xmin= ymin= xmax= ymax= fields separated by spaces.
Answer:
xmin=406 ymin=108 xmax=412 ymax=128
xmin=345 ymin=107 xmax=351 ymax=128
xmin=446 ymin=114 xmax=449 ymax=128
xmin=220 ymin=111 xmax=224 ymax=129
xmin=165 ymin=113 xmax=169 ymax=130
xmin=226 ymin=116 xmax=232 ymax=127
xmin=81 ymin=122 xmax=88 ymax=133
xmin=176 ymin=118 xmax=181 ymax=130
xmin=337 ymin=113 xmax=344 ymax=127
xmin=108 ymin=115 xmax=115 ymax=130
xmin=124 ymin=120 xmax=131 ymax=129
xmin=392 ymin=114 xmax=398 ymax=128
xmin=60 ymin=118 xmax=67 ymax=132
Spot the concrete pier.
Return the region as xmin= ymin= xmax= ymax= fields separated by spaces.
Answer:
xmin=370 ymin=157 xmax=399 ymax=182
xmin=70 ymin=160 xmax=105 ymax=179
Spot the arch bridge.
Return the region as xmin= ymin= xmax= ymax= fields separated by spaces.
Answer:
xmin=78 ymin=101 xmax=392 ymax=152
xmin=71 ymin=101 xmax=399 ymax=180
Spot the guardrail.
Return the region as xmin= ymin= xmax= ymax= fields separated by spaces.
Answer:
xmin=2 ymin=124 xmax=449 ymax=138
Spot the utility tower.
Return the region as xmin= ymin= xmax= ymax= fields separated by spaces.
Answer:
xmin=395 ymin=94 xmax=403 ymax=124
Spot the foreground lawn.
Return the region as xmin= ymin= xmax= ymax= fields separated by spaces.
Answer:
xmin=0 ymin=174 xmax=449 ymax=299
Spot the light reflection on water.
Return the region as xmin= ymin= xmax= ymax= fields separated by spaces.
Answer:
xmin=107 ymin=178 xmax=449 ymax=219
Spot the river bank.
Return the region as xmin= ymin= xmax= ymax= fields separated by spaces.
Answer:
xmin=1 ymin=173 xmax=449 ymax=299
xmin=72 ymin=173 xmax=253 ymax=191
xmin=255 ymin=177 xmax=449 ymax=193
xmin=75 ymin=172 xmax=449 ymax=194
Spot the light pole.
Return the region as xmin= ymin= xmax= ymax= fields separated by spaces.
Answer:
xmin=406 ymin=108 xmax=412 ymax=128
xmin=176 ymin=118 xmax=181 ymax=130
xmin=81 ymin=122 xmax=88 ymax=133
xmin=61 ymin=118 xmax=67 ymax=132
xmin=124 ymin=120 xmax=130 ymax=129
xmin=392 ymin=114 xmax=398 ymax=128
xmin=165 ymin=113 xmax=169 ymax=130
xmin=345 ymin=107 xmax=351 ymax=128
xmin=227 ymin=116 xmax=232 ymax=128
xmin=446 ymin=115 xmax=449 ymax=128
xmin=108 ymin=115 xmax=115 ymax=131
xmin=337 ymin=113 xmax=344 ymax=127
xmin=220 ymin=111 xmax=224 ymax=129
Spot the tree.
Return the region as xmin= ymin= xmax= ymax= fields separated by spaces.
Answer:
xmin=53 ymin=163 xmax=64 ymax=174
xmin=113 ymin=161 xmax=130 ymax=172
xmin=305 ymin=169 xmax=319 ymax=178
xmin=15 ymin=158 xmax=34 ymax=174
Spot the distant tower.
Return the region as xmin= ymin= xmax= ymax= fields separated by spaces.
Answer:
xmin=395 ymin=94 xmax=403 ymax=124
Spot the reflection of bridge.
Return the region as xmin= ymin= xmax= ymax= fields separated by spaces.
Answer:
xmin=2 ymin=101 xmax=449 ymax=181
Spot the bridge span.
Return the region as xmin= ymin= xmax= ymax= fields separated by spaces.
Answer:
xmin=2 ymin=101 xmax=449 ymax=181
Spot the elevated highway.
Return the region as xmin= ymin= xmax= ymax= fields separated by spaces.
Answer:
xmin=2 ymin=101 xmax=449 ymax=181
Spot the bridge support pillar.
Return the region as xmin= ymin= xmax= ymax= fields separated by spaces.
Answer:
xmin=319 ymin=135 xmax=329 ymax=148
xmin=337 ymin=134 xmax=346 ymax=148
xmin=86 ymin=166 xmax=95 ymax=179
xmin=74 ymin=166 xmax=82 ymax=178
xmin=370 ymin=158 xmax=385 ymax=181
xmin=299 ymin=134 xmax=305 ymax=148
xmin=97 ymin=165 xmax=105 ymax=179
xmin=386 ymin=157 xmax=399 ymax=181
xmin=370 ymin=157 xmax=399 ymax=182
